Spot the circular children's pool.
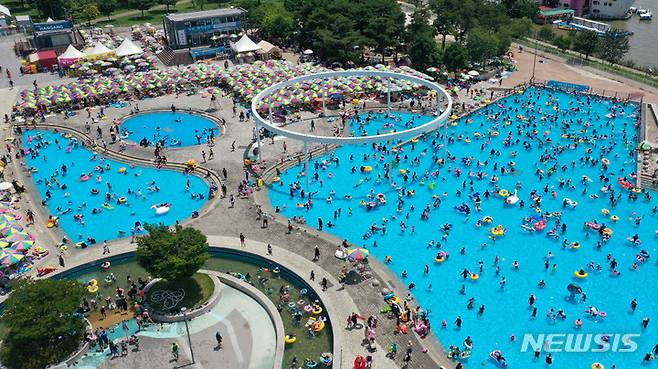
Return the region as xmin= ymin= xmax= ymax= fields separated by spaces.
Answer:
xmin=120 ymin=111 xmax=219 ymax=147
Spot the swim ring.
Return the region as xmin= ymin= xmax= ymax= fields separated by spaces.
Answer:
xmin=470 ymin=273 xmax=480 ymax=281
xmin=284 ymin=335 xmax=297 ymax=344
xmin=498 ymin=189 xmax=509 ymax=197
xmin=575 ymin=270 xmax=589 ymax=278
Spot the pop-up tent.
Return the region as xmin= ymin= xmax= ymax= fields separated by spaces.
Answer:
xmin=114 ymin=38 xmax=143 ymax=57
xmin=230 ymin=34 xmax=261 ymax=55
xmin=85 ymin=42 xmax=113 ymax=59
xmin=36 ymin=50 xmax=58 ymax=69
xmin=57 ymin=45 xmax=84 ymax=66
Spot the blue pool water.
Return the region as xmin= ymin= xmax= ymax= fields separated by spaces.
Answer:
xmin=120 ymin=111 xmax=218 ymax=147
xmin=23 ymin=130 xmax=209 ymax=242
xmin=269 ymin=88 xmax=658 ymax=368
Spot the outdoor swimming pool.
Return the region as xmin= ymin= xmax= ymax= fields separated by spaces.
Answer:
xmin=120 ymin=111 xmax=218 ymax=147
xmin=23 ymin=130 xmax=209 ymax=242
xmin=269 ymin=87 xmax=658 ymax=368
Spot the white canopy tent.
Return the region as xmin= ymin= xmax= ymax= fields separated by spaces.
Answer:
xmin=0 ymin=4 xmax=11 ymax=17
xmin=57 ymin=45 xmax=84 ymax=66
xmin=230 ymin=34 xmax=261 ymax=55
xmin=114 ymin=38 xmax=143 ymax=57
xmin=85 ymin=42 xmax=113 ymax=58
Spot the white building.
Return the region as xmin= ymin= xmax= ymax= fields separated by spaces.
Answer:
xmin=589 ymin=0 xmax=635 ymax=19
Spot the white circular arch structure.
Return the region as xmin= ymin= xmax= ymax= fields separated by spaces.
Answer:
xmin=251 ymin=70 xmax=452 ymax=145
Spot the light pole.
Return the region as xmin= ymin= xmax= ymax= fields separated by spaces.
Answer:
xmin=531 ymin=30 xmax=539 ymax=83
xmin=180 ymin=307 xmax=195 ymax=364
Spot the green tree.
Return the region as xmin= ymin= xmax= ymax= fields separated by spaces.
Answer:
xmin=33 ymin=0 xmax=67 ymax=19
xmin=130 ymin=0 xmax=155 ymax=17
xmin=98 ymin=0 xmax=117 ymax=21
xmin=537 ymin=25 xmax=554 ymax=41
xmin=597 ymin=30 xmax=630 ymax=65
xmin=256 ymin=2 xmax=294 ymax=42
xmin=553 ymin=34 xmax=572 ymax=53
xmin=192 ymin=0 xmax=206 ymax=10
xmin=453 ymin=0 xmax=477 ymax=44
xmin=467 ymin=27 xmax=500 ymax=64
xmin=505 ymin=17 xmax=533 ymax=38
xmin=159 ymin=0 xmax=177 ymax=12
xmin=475 ymin=1 xmax=510 ymax=32
xmin=0 ymin=279 xmax=85 ymax=369
xmin=508 ymin=0 xmax=538 ymax=19
xmin=406 ymin=8 xmax=440 ymax=70
xmin=443 ymin=42 xmax=468 ymax=70
xmin=361 ymin=0 xmax=405 ymax=63
xmin=81 ymin=4 xmax=100 ymax=24
xmin=430 ymin=0 xmax=457 ymax=50
xmin=573 ymin=30 xmax=600 ymax=60
xmin=136 ymin=224 xmax=209 ymax=281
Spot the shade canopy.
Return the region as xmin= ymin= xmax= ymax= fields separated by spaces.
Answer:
xmin=58 ymin=45 xmax=84 ymax=60
xmin=114 ymin=38 xmax=143 ymax=57
xmin=0 ymin=4 xmax=10 ymax=17
xmin=230 ymin=34 xmax=261 ymax=54
xmin=85 ymin=42 xmax=113 ymax=58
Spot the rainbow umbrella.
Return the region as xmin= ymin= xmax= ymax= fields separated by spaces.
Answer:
xmin=347 ymin=248 xmax=369 ymax=261
xmin=11 ymin=240 xmax=34 ymax=252
xmin=5 ymin=232 xmax=30 ymax=242
xmin=0 ymin=253 xmax=23 ymax=266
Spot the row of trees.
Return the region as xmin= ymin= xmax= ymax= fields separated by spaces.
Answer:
xmin=405 ymin=0 xmax=537 ymax=71
xmin=30 ymin=0 xmax=204 ymax=22
xmin=537 ymin=26 xmax=631 ymax=65
xmin=241 ymin=0 xmax=538 ymax=68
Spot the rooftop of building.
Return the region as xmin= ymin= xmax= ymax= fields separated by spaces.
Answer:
xmin=165 ymin=7 xmax=247 ymax=22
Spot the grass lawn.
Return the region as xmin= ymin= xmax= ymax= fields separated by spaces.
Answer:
xmin=145 ymin=272 xmax=215 ymax=313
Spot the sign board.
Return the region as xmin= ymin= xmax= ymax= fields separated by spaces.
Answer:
xmin=177 ymin=29 xmax=187 ymax=46
xmin=185 ymin=21 xmax=240 ymax=34
xmin=33 ymin=20 xmax=72 ymax=33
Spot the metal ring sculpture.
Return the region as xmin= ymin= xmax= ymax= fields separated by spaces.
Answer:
xmin=251 ymin=70 xmax=453 ymax=145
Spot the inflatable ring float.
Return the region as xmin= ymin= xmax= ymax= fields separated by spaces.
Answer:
xmin=284 ymin=335 xmax=297 ymax=344
xmin=574 ymin=271 xmax=589 ymax=278
xmin=601 ymin=208 xmax=610 ymax=215
xmin=101 ymin=261 xmax=111 ymax=270
xmin=435 ymin=257 xmax=445 ymax=263
xmin=602 ymin=228 xmax=613 ymax=237
xmin=483 ymin=216 xmax=493 ymax=223
xmin=571 ymin=242 xmax=580 ymax=249
xmin=610 ymin=215 xmax=619 ymax=222
xmin=592 ymin=363 xmax=604 ymax=369
xmin=312 ymin=305 xmax=323 ymax=315
xmin=363 ymin=166 xmax=373 ymax=173
xmin=118 ymin=197 xmax=127 ymax=204
xmin=470 ymin=273 xmax=480 ymax=281
xmin=498 ymin=189 xmax=510 ymax=197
